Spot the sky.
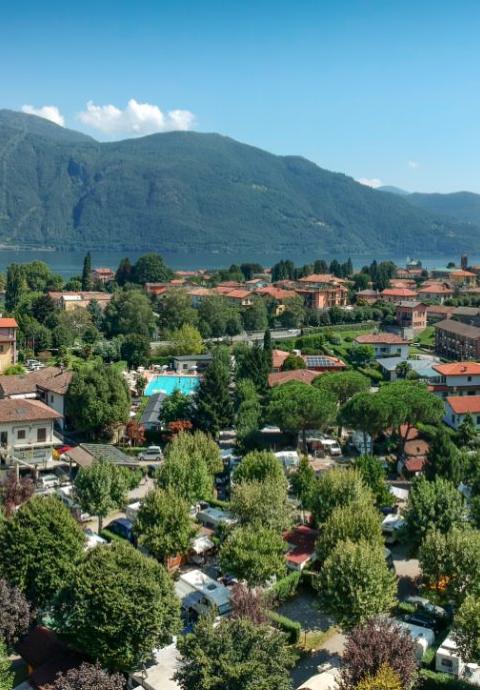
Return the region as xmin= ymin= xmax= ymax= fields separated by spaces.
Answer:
xmin=1 ymin=0 xmax=480 ymax=193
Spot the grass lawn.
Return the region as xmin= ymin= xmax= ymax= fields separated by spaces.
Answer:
xmin=417 ymin=326 xmax=435 ymax=347
xmin=297 ymin=626 xmax=339 ymax=652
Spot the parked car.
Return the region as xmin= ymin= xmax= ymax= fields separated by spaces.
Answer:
xmin=403 ymin=612 xmax=441 ymax=635
xmin=405 ymin=596 xmax=447 ymax=619
xmin=321 ymin=438 xmax=342 ymax=456
xmin=37 ymin=473 xmax=60 ymax=490
xmin=105 ymin=518 xmax=137 ymax=545
xmin=138 ymin=445 xmax=163 ymax=462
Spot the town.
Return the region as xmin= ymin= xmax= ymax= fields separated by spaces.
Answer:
xmin=2 ymin=251 xmax=480 ymax=690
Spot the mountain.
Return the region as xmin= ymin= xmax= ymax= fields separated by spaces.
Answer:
xmin=0 ymin=109 xmax=478 ymax=255
xmin=378 ymin=185 xmax=410 ymax=196
xmin=405 ymin=191 xmax=480 ymax=227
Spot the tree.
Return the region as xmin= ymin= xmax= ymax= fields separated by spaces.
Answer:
xmin=0 ymin=578 xmax=31 ymax=646
xmin=268 ymin=381 xmax=336 ymax=453
xmin=220 ymin=525 xmax=286 ymax=585
xmin=231 ymin=477 xmax=291 ymax=532
xmin=5 ymin=264 xmax=26 ymax=312
xmin=0 ymin=496 xmax=84 ymax=609
xmin=340 ymin=392 xmax=387 ymax=452
xmin=115 ymin=257 xmax=133 ymax=286
xmin=453 ymin=595 xmax=480 ymax=664
xmin=132 ymin=253 xmax=173 ymax=284
xmin=281 ymin=353 xmax=306 ymax=370
xmin=121 ymin=333 xmax=150 ymax=368
xmin=339 ymin=617 xmax=417 ymax=690
xmin=263 ymin=328 xmax=273 ymax=369
xmin=230 ymin=582 xmax=268 ymax=624
xmin=425 ymin=427 xmax=463 ymax=484
xmin=157 ymin=431 xmax=221 ymax=503
xmin=235 ymin=379 xmax=261 ymax=452
xmin=175 ymin=615 xmax=294 ymax=690
xmin=317 ymin=540 xmax=397 ymax=630
xmin=356 ymin=664 xmax=402 ymax=690
xmin=53 ymin=542 xmax=180 ymax=672
xmin=310 ymin=467 xmax=372 ymax=526
xmin=354 ymin=455 xmax=394 ymax=507
xmin=169 ymin=324 xmax=204 ymax=356
xmin=0 ymin=470 xmax=34 ymax=517
xmin=315 ymin=498 xmax=383 ymax=563
xmin=233 ymin=450 xmax=284 ymax=485
xmin=198 ymin=296 xmax=242 ymax=338
xmin=395 ymin=360 xmax=411 ymax=380
xmin=157 ymin=290 xmax=198 ymax=332
xmin=81 ymin=251 xmax=93 ymax=291
xmin=53 ymin=662 xmax=125 ymax=690
xmin=458 ymin=413 xmax=478 ymax=447
xmin=134 ymin=489 xmax=195 ymax=564
xmin=125 ymin=420 xmax=146 ymax=447
xmin=291 ymin=456 xmax=316 ymax=514
xmin=404 ymin=476 xmax=464 ymax=547
xmin=350 ymin=344 xmax=375 ymax=367
xmin=75 ymin=458 xmax=129 ymax=531
xmin=195 ymin=350 xmax=233 ymax=435
xmin=235 ymin=342 xmax=270 ymax=394
xmin=278 ymin=295 xmax=305 ymax=328
xmin=66 ymin=363 xmax=130 ymax=438
xmin=0 ymin=639 xmax=13 ymax=690
xmin=31 ymin=293 xmax=57 ymax=325
xmin=241 ymin=298 xmax=268 ymax=332
xmin=159 ymin=390 xmax=193 ymax=425
xmin=315 ymin=370 xmax=370 ymax=407
xmin=104 ymin=289 xmax=155 ymax=338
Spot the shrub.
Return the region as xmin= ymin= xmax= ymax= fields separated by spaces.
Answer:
xmin=270 ymin=571 xmax=301 ymax=603
xmin=268 ymin=611 xmax=301 ymax=644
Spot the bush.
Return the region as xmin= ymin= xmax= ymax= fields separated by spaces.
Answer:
xmin=418 ymin=669 xmax=472 ymax=689
xmin=271 ymin=571 xmax=301 ymax=603
xmin=358 ymin=367 xmax=384 ymax=382
xmin=268 ymin=611 xmax=301 ymax=643
xmin=207 ymin=497 xmax=232 ymax=510
xmin=100 ymin=528 xmax=128 ymax=544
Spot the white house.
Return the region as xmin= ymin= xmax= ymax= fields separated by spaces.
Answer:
xmin=445 ymin=396 xmax=480 ymax=430
xmin=0 ymin=399 xmax=61 ymax=469
xmin=354 ymin=333 xmax=409 ymax=360
xmin=175 ymin=569 xmax=231 ymax=618
xmin=431 ymin=362 xmax=480 ymax=399
xmin=436 ymin=635 xmax=480 ymax=684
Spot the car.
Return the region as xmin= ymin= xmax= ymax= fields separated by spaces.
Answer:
xmin=321 ymin=439 xmax=342 ymax=456
xmin=138 ymin=445 xmax=163 ymax=461
xmin=37 ymin=473 xmax=60 ymax=490
xmin=405 ymin=595 xmax=447 ymax=619
xmin=105 ymin=518 xmax=137 ymax=545
xmin=83 ymin=528 xmax=108 ymax=550
xmin=403 ymin=612 xmax=440 ymax=634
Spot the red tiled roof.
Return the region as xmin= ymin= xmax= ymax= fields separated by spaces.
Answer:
xmin=451 ymin=270 xmax=476 ymax=277
xmin=255 ymin=286 xmax=295 ymax=300
xmin=224 ymin=289 xmax=251 ymax=299
xmin=298 ymin=273 xmax=346 ymax=284
xmin=433 ymin=362 xmax=480 ymax=376
xmin=0 ymin=398 xmax=61 ymax=422
xmin=404 ymin=439 xmax=430 ymax=457
xmin=355 ymin=333 xmax=408 ymax=345
xmin=283 ymin=525 xmax=318 ymax=566
xmin=0 ymin=318 xmax=18 ymax=328
xmin=268 ymin=370 xmax=321 ymax=387
xmin=447 ymin=395 xmax=480 ymax=414
xmin=404 ymin=457 xmax=426 ymax=473
xmin=381 ymin=288 xmax=417 ymax=297
xmin=272 ymin=349 xmax=290 ymax=369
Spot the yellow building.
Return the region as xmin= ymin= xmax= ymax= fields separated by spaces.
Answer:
xmin=0 ymin=318 xmax=18 ymax=373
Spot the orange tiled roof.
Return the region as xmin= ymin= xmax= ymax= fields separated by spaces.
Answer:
xmin=298 ymin=273 xmax=346 ymax=284
xmin=381 ymin=288 xmax=417 ymax=297
xmin=355 ymin=333 xmax=408 ymax=345
xmin=255 ymin=286 xmax=295 ymax=300
xmin=447 ymin=395 xmax=480 ymax=414
xmin=272 ymin=349 xmax=290 ymax=369
xmin=268 ymin=370 xmax=321 ymax=387
xmin=0 ymin=318 xmax=17 ymax=328
xmin=433 ymin=362 xmax=480 ymax=376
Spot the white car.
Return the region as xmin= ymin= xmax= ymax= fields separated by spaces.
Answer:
xmin=321 ymin=439 xmax=342 ymax=456
xmin=138 ymin=445 xmax=163 ymax=461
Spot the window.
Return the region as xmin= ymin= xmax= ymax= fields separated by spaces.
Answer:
xmin=17 ymin=429 xmax=26 ymax=440
xmin=477 ymin=416 xmax=480 ymax=426
xmin=468 ymin=376 xmax=472 ymax=382
xmin=0 ymin=345 xmax=4 ymax=353
xmin=50 ymin=394 xmax=54 ymax=403
xmin=37 ymin=428 xmax=47 ymax=442
xmin=441 ymin=659 xmax=453 ymax=669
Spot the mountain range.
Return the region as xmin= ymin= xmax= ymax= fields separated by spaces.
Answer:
xmin=1 ymin=108 xmax=479 ymax=256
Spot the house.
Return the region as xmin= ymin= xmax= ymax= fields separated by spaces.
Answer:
xmin=283 ymin=525 xmax=318 ymax=570
xmin=0 ymin=399 xmax=61 ymax=469
xmin=173 ymin=354 xmax=212 ymax=373
xmin=296 ymin=284 xmax=349 ymax=310
xmin=140 ymin=392 xmax=167 ymax=431
xmin=395 ymin=301 xmax=427 ymax=334
xmin=302 ymin=354 xmax=347 ymax=371
xmin=436 ymin=635 xmax=480 ymax=683
xmin=445 ymin=396 xmax=480 ymax=430
xmin=36 ymin=369 xmax=73 ymax=430
xmin=377 ymin=356 xmax=440 ymax=382
xmin=434 ymin=319 xmax=480 ymax=360
xmin=91 ymin=267 xmax=115 ymax=284
xmin=271 ymin=349 xmax=290 ymax=371
xmin=196 ymin=506 xmax=237 ymax=531
xmin=186 ymin=287 xmax=214 ymax=307
xmin=451 ymin=306 xmax=480 ymax=327
xmin=145 ymin=283 xmax=170 ymax=298
xmin=417 ymin=282 xmax=454 ymax=303
xmin=431 ymin=362 xmax=480 ymax=399
xmin=449 ymin=269 xmax=477 ymax=287
xmin=48 ymin=291 xmax=112 ymax=311
xmin=255 ymin=286 xmax=296 ymax=315
xmin=130 ymin=642 xmax=181 ymax=690
xmin=0 ymin=317 xmax=18 ymax=373
xmin=380 ymin=288 xmax=417 ymax=303
xmin=175 ymin=569 xmax=231 ymax=619
xmin=63 ymin=443 xmax=138 ymax=470
xmin=354 ymin=333 xmax=409 ymax=359
xmin=222 ymin=288 xmax=253 ymax=307
xmin=268 ymin=370 xmax=321 ymax=387
xmin=356 ymin=289 xmax=379 ymax=304
xmin=297 ymin=273 xmax=347 ymax=287
xmin=426 ymin=304 xmax=455 ymax=324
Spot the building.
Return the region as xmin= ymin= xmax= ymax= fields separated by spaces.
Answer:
xmin=380 ymin=288 xmax=417 ymax=303
xmin=0 ymin=317 xmax=18 ymax=373
xmin=297 ymin=284 xmax=349 ymax=310
xmin=221 ymin=288 xmax=253 ymax=306
xmin=416 ymin=283 xmax=454 ymax=303
xmin=196 ymin=506 xmax=237 ymax=531
xmin=140 ymin=392 xmax=167 ymax=431
xmin=356 ymin=289 xmax=379 ymax=304
xmin=173 ymin=354 xmax=213 ymax=373
xmin=268 ymin=370 xmax=321 ymax=387
xmin=436 ymin=635 xmax=480 ymax=683
xmin=271 ymin=349 xmax=290 ymax=371
xmin=354 ymin=333 xmax=409 ymax=359
xmin=431 ymin=362 xmax=480 ymax=399
xmin=175 ymin=569 xmax=231 ymax=619
xmin=255 ymin=286 xmax=296 ymax=315
xmin=48 ymin=291 xmax=112 ymax=311
xmin=36 ymin=369 xmax=72 ymax=430
xmin=283 ymin=525 xmax=318 ymax=571
xmin=426 ymin=304 xmax=455 ymax=324
xmin=395 ymin=301 xmax=427 ymax=334
xmin=377 ymin=356 xmax=440 ymax=382
xmin=91 ymin=267 xmax=115 ymax=284
xmin=0 ymin=399 xmax=61 ymax=469
xmin=449 ymin=269 xmax=477 ymax=287
xmin=451 ymin=306 xmax=480 ymax=327
xmin=302 ymin=354 xmax=347 ymax=371
xmin=434 ymin=319 xmax=480 ymax=360
xmin=445 ymin=396 xmax=480 ymax=430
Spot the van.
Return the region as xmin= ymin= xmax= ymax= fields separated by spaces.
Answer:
xmin=37 ymin=473 xmax=59 ymax=490
xmin=321 ymin=439 xmax=342 ymax=456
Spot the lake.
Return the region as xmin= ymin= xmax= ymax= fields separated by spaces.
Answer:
xmin=0 ymin=247 xmax=473 ymax=278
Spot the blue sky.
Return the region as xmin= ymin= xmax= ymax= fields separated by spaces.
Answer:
xmin=2 ymin=0 xmax=479 ymax=192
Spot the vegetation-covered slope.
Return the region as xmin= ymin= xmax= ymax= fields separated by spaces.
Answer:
xmin=0 ymin=109 xmax=477 ymax=254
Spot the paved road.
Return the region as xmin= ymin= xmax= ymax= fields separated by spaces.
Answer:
xmin=84 ymin=477 xmax=155 ymax=531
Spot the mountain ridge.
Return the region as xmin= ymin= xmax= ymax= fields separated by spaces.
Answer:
xmin=0 ymin=109 xmax=478 ymax=255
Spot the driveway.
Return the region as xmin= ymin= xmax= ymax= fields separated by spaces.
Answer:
xmin=391 ymin=542 xmax=420 ymax=599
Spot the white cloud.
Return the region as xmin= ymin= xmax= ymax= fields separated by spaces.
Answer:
xmin=21 ymin=104 xmax=65 ymax=127
xmin=357 ymin=177 xmax=383 ymax=188
xmin=408 ymin=160 xmax=419 ymax=169
xmin=77 ymin=98 xmax=195 ymax=137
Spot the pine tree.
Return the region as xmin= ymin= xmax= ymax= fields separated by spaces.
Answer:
xmin=263 ymin=328 xmax=272 ymax=369
xmin=195 ymin=350 xmax=233 ymax=436
xmin=115 ymin=257 xmax=132 ymax=286
xmin=81 ymin=252 xmax=93 ymax=291
xmin=5 ymin=264 xmax=26 ymax=312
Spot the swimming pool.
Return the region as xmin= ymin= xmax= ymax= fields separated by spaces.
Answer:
xmin=144 ymin=375 xmax=200 ymax=397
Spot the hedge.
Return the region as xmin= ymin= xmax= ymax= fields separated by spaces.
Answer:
xmin=268 ymin=611 xmax=301 ymax=644
xmin=100 ymin=528 xmax=128 ymax=544
xmin=271 ymin=570 xmax=301 ymax=603
xmin=207 ymin=497 xmax=232 ymax=511
xmin=419 ymin=670 xmax=472 ymax=690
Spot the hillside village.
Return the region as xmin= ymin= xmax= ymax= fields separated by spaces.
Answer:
xmin=3 ymin=252 xmax=480 ymax=690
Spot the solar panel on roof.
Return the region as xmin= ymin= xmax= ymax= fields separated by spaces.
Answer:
xmin=305 ymin=356 xmax=336 ymax=366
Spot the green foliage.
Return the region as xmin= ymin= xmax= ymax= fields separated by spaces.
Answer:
xmin=175 ymin=614 xmax=295 ymax=690
xmin=81 ymin=251 xmax=93 ymax=291
xmin=233 ymin=450 xmax=284 ymax=484
xmin=120 ymin=333 xmax=151 ymax=368
xmin=235 ymin=379 xmax=261 ymax=451
xmin=350 ymin=344 xmax=375 ymax=367
xmin=104 ymin=289 xmax=155 ymax=338
xmin=457 ymin=413 xmax=478 ymax=448
xmin=53 ymin=542 xmax=180 ymax=672
xmin=241 ymin=297 xmax=268 ymax=332
xmin=270 ymin=570 xmax=301 ymax=603
xmin=168 ymin=324 xmax=204 ymax=356
xmin=318 ymin=540 xmax=397 ymax=631
xmin=418 ymin=669 xmax=472 ymax=690
xmin=267 ymin=611 xmax=302 ymax=643
xmin=290 ymin=455 xmax=316 ymax=511
xmin=314 ymin=369 xmax=370 ymax=406
xmin=355 ymin=664 xmax=402 ymax=690
xmin=425 ymin=428 xmax=464 ymax=485
xmin=134 ymin=488 xmax=195 ymax=563
xmin=231 ymin=477 xmax=291 ymax=532
xmin=194 ymin=349 xmax=233 ymax=435
xmin=198 ymin=296 xmax=242 ymax=338
xmin=315 ymin=498 xmax=383 ymax=562
xmin=354 ymin=455 xmax=394 ymax=507
xmin=234 ymin=342 xmax=270 ymax=394
xmin=132 ymin=253 xmax=173 ymax=284
xmin=75 ymin=458 xmax=129 ymax=531
xmin=157 ymin=289 xmax=198 ymax=332
xmin=310 ymin=467 xmax=372 ymax=526
xmin=66 ymin=363 xmax=130 ymax=438
xmin=159 ymin=389 xmax=193 ymax=424
xmin=5 ymin=263 xmax=27 ymax=312
xmin=0 ymin=495 xmax=84 ymax=609
xmin=453 ymin=594 xmax=480 ymax=665
xmin=220 ymin=524 xmax=287 ymax=585
xmin=0 ymin=639 xmax=13 ymax=690
xmin=281 ymin=353 xmax=306 ymax=371
xmin=404 ymin=477 xmax=465 ymax=547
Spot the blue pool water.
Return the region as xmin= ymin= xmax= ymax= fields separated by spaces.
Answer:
xmin=144 ymin=375 xmax=200 ymax=397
